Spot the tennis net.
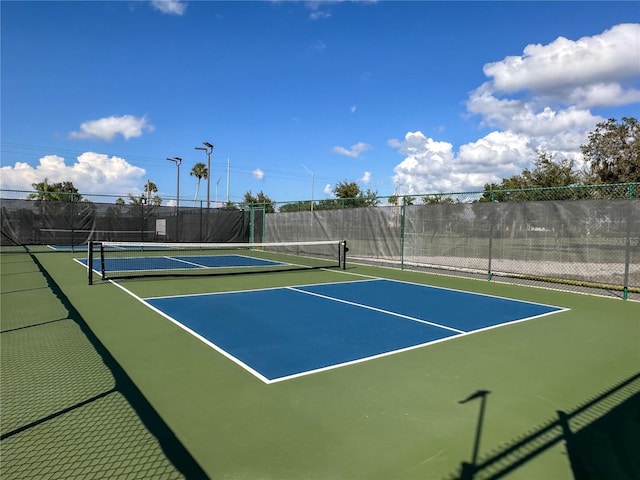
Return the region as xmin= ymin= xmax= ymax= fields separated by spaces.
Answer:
xmin=87 ymin=240 xmax=347 ymax=284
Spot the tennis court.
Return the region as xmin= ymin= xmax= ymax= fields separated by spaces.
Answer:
xmin=2 ymin=241 xmax=638 ymax=480
xmin=83 ymin=241 xmax=565 ymax=383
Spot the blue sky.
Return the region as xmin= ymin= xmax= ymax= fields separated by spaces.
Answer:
xmin=1 ymin=1 xmax=639 ymax=206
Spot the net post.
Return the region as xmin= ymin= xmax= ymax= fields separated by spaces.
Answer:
xmin=341 ymin=240 xmax=348 ymax=270
xmin=100 ymin=242 xmax=106 ymax=281
xmin=87 ymin=241 xmax=94 ymax=285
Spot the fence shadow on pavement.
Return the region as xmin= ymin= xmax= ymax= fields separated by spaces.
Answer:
xmin=0 ymin=247 xmax=209 ymax=479
xmin=449 ymin=372 xmax=640 ymax=480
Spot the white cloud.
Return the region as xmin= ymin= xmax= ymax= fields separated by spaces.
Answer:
xmin=252 ymin=168 xmax=265 ymax=180
xmin=483 ymin=23 xmax=640 ymax=98
xmin=392 ymin=23 xmax=638 ymax=195
xmin=305 ymin=0 xmax=378 ymax=20
xmin=350 ymin=105 xmax=357 ymax=113
xmin=310 ymin=10 xmax=332 ymax=20
xmin=565 ymin=83 xmax=640 ymax=108
xmin=359 ymin=171 xmax=372 ymax=184
xmin=391 ymin=132 xmax=457 ymax=193
xmin=0 ymin=152 xmax=146 ymax=196
xmin=69 ymin=115 xmax=154 ymax=141
xmin=305 ymin=1 xmax=333 ymax=20
xmin=360 ymin=71 xmax=372 ymax=82
xmin=311 ymin=40 xmax=327 ymax=51
xmin=455 ymin=131 xmax=535 ymax=186
xmin=332 ymin=142 xmax=372 ymax=158
xmin=323 ymin=183 xmax=333 ymax=196
xmin=150 ymin=0 xmax=187 ymax=15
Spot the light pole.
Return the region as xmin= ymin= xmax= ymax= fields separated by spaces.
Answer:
xmin=301 ymin=164 xmax=314 ymax=212
xmin=166 ymin=157 xmax=182 ymax=211
xmin=195 ymin=142 xmax=214 ymax=208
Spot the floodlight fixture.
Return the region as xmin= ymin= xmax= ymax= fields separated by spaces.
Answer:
xmin=195 ymin=142 xmax=214 ymax=207
xmin=166 ymin=157 xmax=182 ymax=210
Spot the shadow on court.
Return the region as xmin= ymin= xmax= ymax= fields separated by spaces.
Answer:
xmin=450 ymin=373 xmax=640 ymax=480
xmin=0 ymin=248 xmax=208 ymax=479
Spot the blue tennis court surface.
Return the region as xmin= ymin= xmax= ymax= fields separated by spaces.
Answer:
xmin=143 ymin=279 xmax=567 ymax=383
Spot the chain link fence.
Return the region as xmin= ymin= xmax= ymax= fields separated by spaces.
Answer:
xmin=265 ymin=183 xmax=639 ymax=300
xmin=2 ymin=183 xmax=638 ymax=299
xmin=0 ymin=195 xmax=263 ymax=247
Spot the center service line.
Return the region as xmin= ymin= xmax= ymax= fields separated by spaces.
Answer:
xmin=287 ymin=286 xmax=466 ymax=334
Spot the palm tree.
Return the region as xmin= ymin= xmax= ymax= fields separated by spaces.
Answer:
xmin=190 ymin=162 xmax=208 ymax=206
xmin=144 ymin=180 xmax=158 ymax=203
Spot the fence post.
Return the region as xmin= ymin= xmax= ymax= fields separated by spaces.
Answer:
xmin=487 ymin=209 xmax=494 ymax=281
xmin=71 ymin=201 xmax=77 ymax=252
xmin=622 ymin=197 xmax=633 ymax=300
xmin=400 ymin=203 xmax=406 ymax=270
xmin=249 ymin=205 xmax=255 ymax=243
xmin=199 ymin=201 xmax=203 ymax=242
xmin=261 ymin=205 xmax=267 ymax=243
xmin=459 ymin=461 xmax=475 ymax=480
xmin=140 ymin=198 xmax=146 ymax=242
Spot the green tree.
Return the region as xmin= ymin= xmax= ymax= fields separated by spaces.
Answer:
xmin=29 ymin=179 xmax=82 ymax=202
xmin=315 ymin=199 xmax=342 ymax=210
xmin=222 ymin=201 xmax=239 ymax=210
xmin=55 ymin=181 xmax=82 ymax=202
xmin=190 ymin=163 xmax=208 ymax=205
xmin=582 ymin=117 xmax=640 ymax=184
xmin=422 ymin=194 xmax=454 ymax=204
xmin=333 ymin=181 xmax=378 ymax=208
xmin=278 ymin=202 xmax=301 ymax=213
xmin=334 ymin=181 xmax=361 ymax=200
xmin=125 ymin=192 xmax=161 ymax=206
xmin=243 ymin=190 xmax=275 ymax=213
xmin=29 ymin=178 xmax=56 ymax=201
xmin=278 ymin=201 xmax=314 ymax=212
xmin=402 ymin=195 xmax=415 ymax=206
xmin=481 ymin=152 xmax=580 ymax=201
xmin=523 ymin=152 xmax=579 ymax=188
xmin=127 ymin=194 xmax=145 ymax=205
